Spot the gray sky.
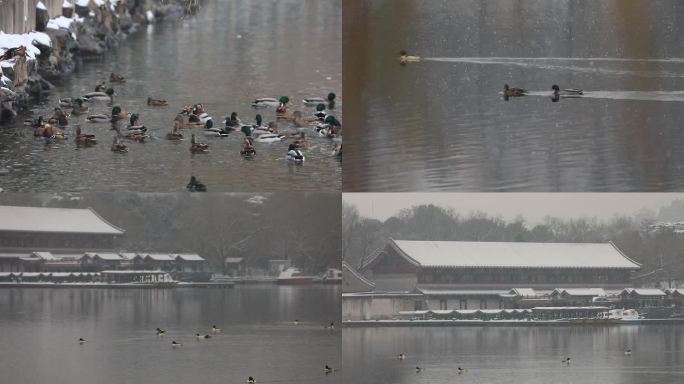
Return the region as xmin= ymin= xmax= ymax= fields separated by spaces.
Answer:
xmin=343 ymin=193 xmax=684 ymax=224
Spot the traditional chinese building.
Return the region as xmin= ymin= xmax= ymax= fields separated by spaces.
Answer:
xmin=0 ymin=205 xmax=124 ymax=252
xmin=361 ymin=239 xmax=641 ymax=291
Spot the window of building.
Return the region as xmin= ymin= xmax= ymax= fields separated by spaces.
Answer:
xmin=459 ymin=299 xmax=467 ymax=309
xmin=439 ymin=299 xmax=447 ymax=310
xmin=480 ymin=299 xmax=488 ymax=309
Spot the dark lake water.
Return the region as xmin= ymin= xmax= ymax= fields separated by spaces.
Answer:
xmin=0 ymin=285 xmax=341 ymax=384
xmin=343 ymin=326 xmax=684 ymax=384
xmin=0 ymin=0 xmax=341 ymax=192
xmin=343 ymin=0 xmax=684 ymax=191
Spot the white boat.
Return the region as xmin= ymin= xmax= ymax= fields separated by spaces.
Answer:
xmin=276 ymin=267 xmax=314 ymax=285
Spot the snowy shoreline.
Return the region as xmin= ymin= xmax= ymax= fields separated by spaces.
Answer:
xmin=0 ymin=0 xmax=194 ymax=123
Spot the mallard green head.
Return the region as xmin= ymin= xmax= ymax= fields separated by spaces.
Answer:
xmin=76 ymin=98 xmax=83 ymax=106
xmin=316 ymin=103 xmax=326 ymax=112
xmin=324 ymin=115 xmax=337 ymax=124
xmin=255 ymin=114 xmax=262 ymax=125
xmin=112 ymin=106 xmax=122 ymax=116
xmin=504 ymin=84 xmax=510 ymax=91
xmin=551 ymin=84 xmax=560 ymax=92
xmin=241 ymin=125 xmax=251 ymax=136
xmin=105 ymin=88 xmax=114 ymax=96
xmin=231 ymin=112 xmax=238 ymax=120
xmin=399 ymin=50 xmax=407 ymax=56
xmin=279 ymin=96 xmax=290 ymax=105
xmin=130 ymin=113 xmax=138 ymax=125
xmin=327 ymin=92 xmax=336 ymax=101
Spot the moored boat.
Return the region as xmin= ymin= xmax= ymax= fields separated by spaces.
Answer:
xmin=276 ymin=267 xmax=314 ymax=285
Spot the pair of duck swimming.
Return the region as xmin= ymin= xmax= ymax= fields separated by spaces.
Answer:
xmin=503 ymin=84 xmax=584 ymax=98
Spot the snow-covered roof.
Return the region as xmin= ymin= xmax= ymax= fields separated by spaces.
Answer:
xmin=384 ymin=239 xmax=640 ymax=269
xmin=175 ymin=253 xmax=204 ymax=262
xmin=144 ymin=253 xmax=175 ymax=261
xmin=510 ymin=288 xmax=537 ymax=297
xmin=0 ymin=206 xmax=124 ymax=235
xmin=417 ymin=288 xmax=509 ymax=296
xmin=224 ymin=257 xmax=244 ymax=263
xmin=32 ymin=251 xmax=57 ymax=260
xmin=118 ymin=252 xmax=139 ymax=260
xmin=86 ymin=252 xmax=123 ymax=261
xmin=552 ymin=288 xmax=607 ymax=297
xmin=622 ymin=288 xmax=666 ymax=297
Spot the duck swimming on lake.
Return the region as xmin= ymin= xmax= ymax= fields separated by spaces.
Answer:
xmin=109 ymin=72 xmax=126 ymax=83
xmin=75 ymin=126 xmax=97 ymax=146
xmin=416 ymin=366 xmax=423 ymax=373
xmin=457 ymin=367 xmax=465 ymax=374
xmin=248 ymin=376 xmax=256 ymax=384
xmin=398 ymin=353 xmax=406 ymax=360
xmin=48 ymin=107 xmax=69 ymax=126
xmin=187 ymin=176 xmax=207 ymax=192
xmin=71 ymin=98 xmax=88 ymax=116
xmin=171 ymin=341 xmax=182 ymax=348
xmin=503 ymin=84 xmax=527 ymax=98
xmin=551 ymin=84 xmax=583 ymax=97
xmin=195 ymin=333 xmax=211 ymax=339
xmin=190 ymin=134 xmax=209 ymax=153
xmin=83 ymin=88 xmax=114 ymax=102
xmin=156 ymin=328 xmax=166 ymax=336
xmin=111 ymin=136 xmax=128 ymax=153
xmin=240 ymin=137 xmax=256 ymax=158
xmin=251 ymin=98 xmax=280 ymax=108
xmin=324 ymin=365 xmax=333 ymax=374
xmin=212 ymin=325 xmax=221 ymax=334
xmin=147 ymin=97 xmax=168 ymax=106
xmin=562 ymin=357 xmax=571 ymax=364
xmin=78 ymin=338 xmax=87 ymax=344
xmin=399 ymin=50 xmax=421 ymax=64
xmin=286 ymin=144 xmax=305 ymax=164
xmin=625 ymin=349 xmax=632 ymax=356
xmin=276 ymin=96 xmax=290 ymax=114
xmin=95 ymin=81 xmax=107 ymax=92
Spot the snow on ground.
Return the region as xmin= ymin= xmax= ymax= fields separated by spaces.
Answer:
xmin=37 ymin=1 xmax=48 ymax=10
xmin=63 ymin=0 xmax=73 ymax=8
xmin=47 ymin=16 xmax=75 ymax=30
xmin=76 ymin=0 xmax=90 ymax=6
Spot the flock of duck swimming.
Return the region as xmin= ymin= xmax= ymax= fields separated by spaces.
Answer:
xmin=26 ymin=72 xmax=342 ymax=164
xmin=399 ymin=51 xmax=584 ymax=101
xmin=400 ymin=348 xmax=634 ymax=377
xmin=77 ymin=321 xmax=338 ymax=383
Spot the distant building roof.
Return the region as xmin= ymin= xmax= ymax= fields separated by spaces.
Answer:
xmin=144 ymin=253 xmax=175 ymax=261
xmin=552 ymin=288 xmax=607 ymax=297
xmin=224 ymin=257 xmax=244 ymax=263
xmin=0 ymin=206 xmax=124 ymax=235
xmin=86 ymin=252 xmax=123 ymax=261
xmin=118 ymin=252 xmax=138 ymax=260
xmin=622 ymin=288 xmax=666 ymax=297
xmin=510 ymin=288 xmax=538 ymax=297
xmin=417 ymin=288 xmax=509 ymax=296
xmin=175 ymin=254 xmax=205 ymax=262
xmin=371 ymin=239 xmax=640 ymax=269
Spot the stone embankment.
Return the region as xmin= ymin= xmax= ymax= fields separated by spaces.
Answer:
xmin=0 ymin=0 xmax=197 ymax=123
